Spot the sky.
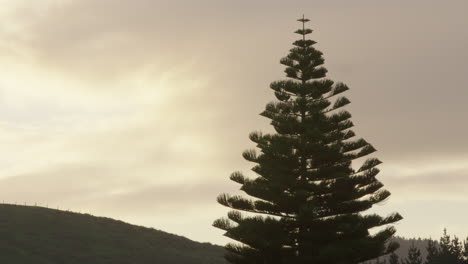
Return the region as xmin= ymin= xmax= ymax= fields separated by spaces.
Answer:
xmin=0 ymin=0 xmax=467 ymax=244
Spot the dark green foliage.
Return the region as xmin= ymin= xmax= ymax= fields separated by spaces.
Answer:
xmin=425 ymin=239 xmax=439 ymax=264
xmin=214 ymin=17 xmax=402 ymax=264
xmin=464 ymin=237 xmax=468 ymax=263
xmin=0 ymin=204 xmax=226 ymax=264
xmin=436 ymin=229 xmax=464 ymax=264
xmin=422 ymin=229 xmax=466 ymax=264
xmin=464 ymin=237 xmax=468 ymax=264
xmin=403 ymin=243 xmax=423 ymax=264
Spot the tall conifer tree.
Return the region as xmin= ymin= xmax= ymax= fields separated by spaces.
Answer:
xmin=214 ymin=17 xmax=402 ymax=264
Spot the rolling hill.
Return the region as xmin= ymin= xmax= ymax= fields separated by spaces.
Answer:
xmin=0 ymin=204 xmax=433 ymax=263
xmin=0 ymin=204 xmax=226 ymax=264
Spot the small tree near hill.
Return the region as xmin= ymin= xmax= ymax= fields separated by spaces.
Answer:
xmin=425 ymin=239 xmax=438 ymax=264
xmin=463 ymin=237 xmax=468 ymax=264
xmin=403 ymin=243 xmax=423 ymax=264
xmin=438 ymin=229 xmax=464 ymax=264
xmin=423 ymin=229 xmax=466 ymax=264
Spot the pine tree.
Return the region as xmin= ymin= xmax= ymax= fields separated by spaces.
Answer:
xmin=403 ymin=243 xmax=423 ymax=264
xmin=425 ymin=239 xmax=439 ymax=264
xmin=213 ymin=16 xmax=402 ymax=264
xmin=451 ymin=236 xmax=464 ymax=262
xmin=463 ymin=237 xmax=468 ymax=264
xmin=389 ymin=252 xmax=400 ymax=264
xmin=437 ymin=229 xmax=464 ymax=264
xmin=439 ymin=228 xmax=452 ymax=257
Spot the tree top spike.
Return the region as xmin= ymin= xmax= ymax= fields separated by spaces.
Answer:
xmin=297 ymin=15 xmax=310 ymax=23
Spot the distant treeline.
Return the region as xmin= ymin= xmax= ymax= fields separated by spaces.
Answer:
xmin=368 ymin=229 xmax=468 ymax=264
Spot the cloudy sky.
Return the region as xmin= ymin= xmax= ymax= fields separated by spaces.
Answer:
xmin=0 ymin=0 xmax=467 ymax=244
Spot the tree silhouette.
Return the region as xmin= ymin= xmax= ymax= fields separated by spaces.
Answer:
xmin=403 ymin=243 xmax=423 ymax=264
xmin=425 ymin=239 xmax=438 ymax=264
xmin=463 ymin=237 xmax=468 ymax=264
xmin=424 ymin=229 xmax=466 ymax=264
xmin=438 ymin=229 xmax=464 ymax=264
xmin=214 ymin=16 xmax=402 ymax=264
xmin=389 ymin=252 xmax=400 ymax=264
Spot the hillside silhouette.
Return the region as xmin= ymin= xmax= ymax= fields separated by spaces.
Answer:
xmin=0 ymin=204 xmax=440 ymax=263
xmin=0 ymin=204 xmax=226 ymax=264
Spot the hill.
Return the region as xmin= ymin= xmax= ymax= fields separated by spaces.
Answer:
xmin=0 ymin=204 xmax=438 ymax=264
xmin=363 ymin=237 xmax=432 ymax=263
xmin=0 ymin=204 xmax=226 ymax=264
xmin=392 ymin=236 xmax=431 ymax=260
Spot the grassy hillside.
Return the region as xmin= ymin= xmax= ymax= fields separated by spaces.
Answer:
xmin=0 ymin=204 xmax=226 ymax=264
xmin=0 ymin=204 xmax=435 ymax=264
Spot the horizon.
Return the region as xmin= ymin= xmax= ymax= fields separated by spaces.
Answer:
xmin=0 ymin=0 xmax=467 ymax=245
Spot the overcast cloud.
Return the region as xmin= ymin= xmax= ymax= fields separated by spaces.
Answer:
xmin=0 ymin=0 xmax=467 ymax=243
